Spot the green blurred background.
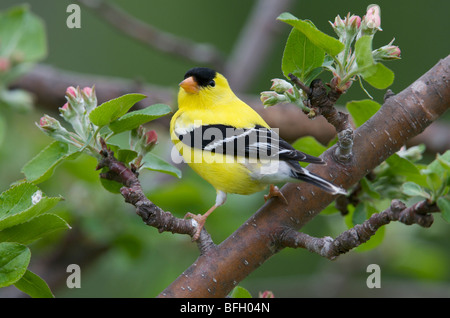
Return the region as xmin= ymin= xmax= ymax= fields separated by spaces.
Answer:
xmin=0 ymin=0 xmax=449 ymax=297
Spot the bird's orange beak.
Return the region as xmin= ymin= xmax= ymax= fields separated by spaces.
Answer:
xmin=179 ymin=76 xmax=199 ymax=94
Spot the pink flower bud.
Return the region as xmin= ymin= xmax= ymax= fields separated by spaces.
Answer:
xmin=82 ymin=87 xmax=92 ymax=97
xmin=333 ymin=15 xmax=345 ymax=28
xmin=270 ymin=78 xmax=293 ymax=93
xmin=66 ymin=86 xmax=78 ymax=98
xmin=61 ymin=103 xmax=69 ymax=110
xmin=39 ymin=115 xmax=61 ymax=132
xmin=144 ymin=130 xmax=158 ymax=146
xmin=348 ymin=15 xmax=361 ymax=29
xmin=364 ymin=4 xmax=381 ymax=30
xmin=0 ymin=57 xmax=10 ymax=72
xmin=259 ymin=291 xmax=275 ymax=298
xmin=260 ymin=91 xmax=286 ymax=107
xmin=372 ymin=41 xmax=401 ymax=61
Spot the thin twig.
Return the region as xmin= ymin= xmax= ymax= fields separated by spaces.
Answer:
xmin=289 ymin=74 xmax=354 ymax=163
xmin=225 ymin=0 xmax=294 ymax=91
xmin=279 ymin=199 xmax=438 ymax=260
xmin=95 ymin=138 xmax=216 ymax=253
xmin=75 ymin=0 xmax=225 ymax=69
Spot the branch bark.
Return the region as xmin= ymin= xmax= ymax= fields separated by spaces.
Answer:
xmin=279 ymin=199 xmax=437 ymax=260
xmin=75 ymin=0 xmax=225 ymax=70
xmin=159 ymin=55 xmax=450 ymax=298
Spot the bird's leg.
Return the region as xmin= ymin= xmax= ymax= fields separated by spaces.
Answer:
xmin=264 ymin=184 xmax=288 ymax=205
xmin=185 ymin=204 xmax=218 ymax=241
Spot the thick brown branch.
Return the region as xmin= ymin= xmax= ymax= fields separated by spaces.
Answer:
xmin=160 ymin=55 xmax=450 ymax=298
xmin=279 ymin=199 xmax=436 ymax=259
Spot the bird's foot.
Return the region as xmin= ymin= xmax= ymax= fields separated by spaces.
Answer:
xmin=264 ymin=184 xmax=288 ymax=205
xmin=184 ymin=212 xmax=207 ymax=241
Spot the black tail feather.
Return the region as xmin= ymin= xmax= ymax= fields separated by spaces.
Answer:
xmin=289 ymin=163 xmax=347 ymax=195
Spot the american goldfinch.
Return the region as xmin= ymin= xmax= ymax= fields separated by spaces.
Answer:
xmin=170 ymin=67 xmax=346 ymax=240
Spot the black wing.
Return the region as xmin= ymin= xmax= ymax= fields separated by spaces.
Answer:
xmin=176 ymin=124 xmax=325 ymax=164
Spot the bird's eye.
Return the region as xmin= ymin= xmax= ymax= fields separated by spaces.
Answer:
xmin=208 ymin=80 xmax=215 ymax=87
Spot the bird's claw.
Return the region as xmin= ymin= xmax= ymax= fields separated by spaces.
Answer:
xmin=264 ymin=184 xmax=288 ymax=205
xmin=184 ymin=212 xmax=206 ymax=241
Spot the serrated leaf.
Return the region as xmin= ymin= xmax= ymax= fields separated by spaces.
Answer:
xmin=89 ymin=93 xmax=146 ymax=127
xmin=0 ymin=182 xmax=62 ymax=231
xmin=109 ymin=104 xmax=171 ymax=134
xmin=14 ymin=270 xmax=54 ymax=298
xmin=21 ymin=141 xmax=79 ymax=184
xmin=402 ymin=182 xmax=431 ymax=199
xmin=437 ymin=197 xmax=450 ymax=223
xmin=0 ymin=242 xmax=30 ymax=287
xmin=229 ymin=286 xmax=252 ymax=298
xmin=142 ymin=153 xmax=182 ymax=178
xmin=0 ymin=214 xmax=70 ymax=245
xmin=281 ymin=28 xmax=325 ymax=84
xmin=277 ymin=12 xmax=344 ymax=56
xmin=346 ymin=99 xmax=381 ymax=127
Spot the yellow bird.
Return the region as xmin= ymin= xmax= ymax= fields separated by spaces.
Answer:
xmin=170 ymin=67 xmax=346 ymax=240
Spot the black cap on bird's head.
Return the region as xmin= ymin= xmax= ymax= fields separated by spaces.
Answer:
xmin=180 ymin=67 xmax=217 ymax=93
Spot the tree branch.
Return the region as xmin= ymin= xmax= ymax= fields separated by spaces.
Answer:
xmin=225 ymin=0 xmax=294 ymax=91
xmin=279 ymin=199 xmax=438 ymax=260
xmin=75 ymin=0 xmax=225 ymax=70
xmin=10 ymin=64 xmax=338 ymax=144
xmin=95 ymin=138 xmax=216 ymax=254
xmin=159 ymin=55 xmax=450 ymax=298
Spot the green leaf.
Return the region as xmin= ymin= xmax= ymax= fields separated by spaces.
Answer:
xmin=356 ymin=225 xmax=385 ymax=252
xmin=355 ymin=36 xmax=374 ymax=70
xmin=386 ymin=154 xmax=426 ymax=185
xmin=355 ymin=36 xmax=394 ymax=89
xmin=89 ymin=93 xmax=147 ymax=127
xmin=21 ymin=141 xmax=78 ymax=184
xmin=117 ymin=149 xmax=138 ymax=165
xmin=436 ymin=152 xmax=450 ymax=172
xmin=402 ymin=182 xmax=431 ymax=199
xmin=281 ymin=28 xmax=325 ymax=84
xmin=99 ymin=167 xmax=123 ymax=194
xmin=277 ymin=12 xmax=344 ymax=56
xmin=346 ymin=99 xmax=381 ymax=127
xmin=0 ymin=114 xmax=5 ymax=148
xmin=0 ymin=214 xmax=70 ymax=245
xmin=427 ymin=150 xmax=450 ymax=176
xmin=360 ymin=177 xmax=380 ymax=199
xmin=0 ymin=242 xmax=30 ymax=287
xmin=437 ymin=197 xmax=450 ymax=223
xmin=229 ymin=286 xmax=252 ymax=298
xmin=352 ymin=202 xmax=367 ymax=225
xmin=109 ymin=104 xmax=171 ymax=134
xmin=361 ymin=63 xmax=395 ymax=89
xmin=142 ymin=153 xmax=182 ymax=178
xmin=0 ymin=182 xmax=62 ymax=231
xmin=0 ymin=5 xmax=47 ymax=63
xmin=14 ymin=270 xmax=54 ymax=298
